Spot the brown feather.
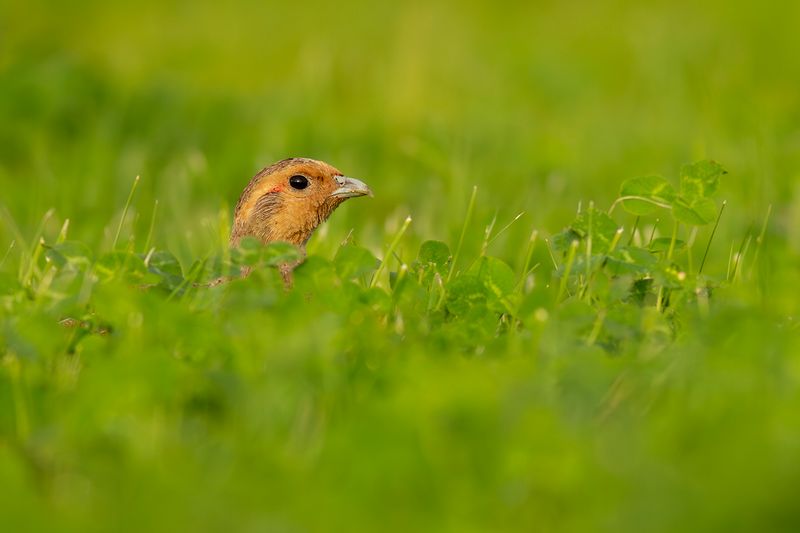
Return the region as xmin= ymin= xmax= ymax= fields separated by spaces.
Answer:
xmin=230 ymin=158 xmax=348 ymax=248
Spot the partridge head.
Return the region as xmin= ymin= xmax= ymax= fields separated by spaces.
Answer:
xmin=231 ymin=157 xmax=371 ymax=250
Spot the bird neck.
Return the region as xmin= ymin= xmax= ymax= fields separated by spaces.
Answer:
xmin=230 ymin=193 xmax=343 ymax=248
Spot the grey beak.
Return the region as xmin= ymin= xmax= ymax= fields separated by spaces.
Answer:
xmin=331 ymin=175 xmax=373 ymax=199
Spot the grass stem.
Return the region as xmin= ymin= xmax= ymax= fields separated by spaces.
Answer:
xmin=585 ymin=202 xmax=593 ymax=284
xmin=516 ymin=229 xmax=538 ymax=292
xmin=5 ymin=354 xmax=30 ymax=441
xmin=22 ymin=209 xmax=54 ymax=286
xmin=750 ymin=204 xmax=772 ymax=281
xmin=487 ymin=212 xmax=525 ymax=247
xmin=656 ymin=221 xmax=679 ymax=312
xmin=586 ymin=310 xmax=606 ymax=347
xmin=699 ymin=200 xmax=726 ymax=275
xmin=647 ymin=219 xmax=659 ymax=247
xmin=730 ymin=229 xmax=752 ymax=283
xmin=666 ymin=220 xmax=679 ymax=262
xmin=557 ymin=240 xmax=579 ymax=302
xmin=544 ymin=238 xmax=558 ymax=271
xmin=448 ymin=186 xmax=477 ymax=282
xmin=480 ymin=214 xmax=497 ymax=257
xmin=57 ymin=219 xmax=70 ymax=243
xmin=143 ymin=199 xmax=159 ymax=254
xmin=686 ymin=226 xmax=698 ymax=274
xmin=113 ymin=175 xmax=140 ymax=250
xmin=627 ymin=216 xmax=640 ymax=246
xmin=0 ymin=240 xmax=15 ymax=270
xmin=370 ymin=216 xmax=412 ymax=289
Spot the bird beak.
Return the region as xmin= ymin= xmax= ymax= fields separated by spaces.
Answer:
xmin=331 ymin=175 xmax=373 ymax=199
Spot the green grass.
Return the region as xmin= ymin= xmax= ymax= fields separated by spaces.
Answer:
xmin=2 ymin=0 xmax=800 ymax=531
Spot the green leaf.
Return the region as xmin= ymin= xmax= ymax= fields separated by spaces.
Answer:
xmin=203 ymin=255 xmax=239 ymax=280
xmin=261 ymin=242 xmax=303 ymax=267
xmin=571 ymin=207 xmax=619 ymax=254
xmin=473 ymin=256 xmax=515 ymax=296
xmin=95 ymin=251 xmax=149 ymax=282
xmin=361 ymin=287 xmax=392 ymax=314
xmin=44 ymin=247 xmax=67 ymax=268
xmin=619 ymin=175 xmax=676 ymax=215
xmin=334 ymin=244 xmax=379 ymax=281
xmin=147 ymin=251 xmax=184 ymax=288
xmin=294 ymin=256 xmax=338 ymax=289
xmin=417 ymin=240 xmax=450 ymax=272
xmin=44 ymin=241 xmax=93 ymax=270
xmin=550 ymin=229 xmax=580 ymax=255
xmin=672 ymin=196 xmax=717 ymax=226
xmin=230 ymin=237 xmax=263 ymax=267
xmin=445 ymin=275 xmax=487 ymax=316
xmin=148 ymin=251 xmax=183 ymax=279
xmin=679 ymin=160 xmax=726 ymax=200
xmin=650 ymin=237 xmax=686 ymax=253
xmin=605 ymin=247 xmax=657 ymax=275
xmin=230 ymin=239 xmax=302 ymax=270
xmin=413 ymin=241 xmax=450 ymax=289
xmin=474 ymin=256 xmax=518 ymax=314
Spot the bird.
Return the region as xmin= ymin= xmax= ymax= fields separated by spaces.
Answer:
xmin=228 ymin=157 xmax=372 ymax=284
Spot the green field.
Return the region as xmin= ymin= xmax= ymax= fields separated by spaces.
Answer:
xmin=2 ymin=1 xmax=800 ymax=531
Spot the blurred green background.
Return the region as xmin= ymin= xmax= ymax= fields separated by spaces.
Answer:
xmin=3 ymin=0 xmax=799 ymax=260
xmin=2 ymin=0 xmax=800 ymax=531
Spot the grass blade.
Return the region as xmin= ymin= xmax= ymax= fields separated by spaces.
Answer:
xmin=143 ymin=199 xmax=159 ymax=254
xmin=557 ymin=239 xmax=579 ymax=302
xmin=448 ymin=185 xmax=477 ymax=282
xmin=516 ymin=228 xmax=538 ymax=292
xmin=749 ymin=204 xmax=773 ymax=280
xmin=113 ymin=175 xmax=140 ymax=250
xmin=370 ymin=216 xmax=412 ymax=289
xmin=699 ymin=200 xmax=726 ymax=275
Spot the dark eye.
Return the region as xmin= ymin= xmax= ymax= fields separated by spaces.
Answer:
xmin=289 ymin=175 xmax=309 ymax=190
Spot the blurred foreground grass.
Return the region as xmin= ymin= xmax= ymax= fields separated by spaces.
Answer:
xmin=2 ymin=0 xmax=800 ymax=532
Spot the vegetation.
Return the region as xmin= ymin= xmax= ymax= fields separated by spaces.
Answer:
xmin=2 ymin=1 xmax=799 ymax=531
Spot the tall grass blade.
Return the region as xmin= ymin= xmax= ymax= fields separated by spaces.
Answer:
xmin=448 ymin=185 xmax=477 ymax=282
xmin=488 ymin=211 xmax=525 ymax=247
xmin=699 ymin=200 xmax=726 ymax=275
xmin=370 ymin=216 xmax=412 ymax=289
xmin=0 ymin=240 xmax=15 ymax=270
xmin=557 ymin=239 xmax=579 ymax=302
xmin=516 ymin=228 xmax=538 ymax=292
xmin=749 ymin=204 xmax=773 ymax=280
xmin=647 ymin=219 xmax=659 ymax=247
xmin=627 ymin=216 xmax=640 ymax=246
xmin=113 ymin=175 xmax=140 ymax=250
xmin=22 ymin=208 xmax=54 ymax=286
xmin=143 ymin=199 xmax=159 ymax=254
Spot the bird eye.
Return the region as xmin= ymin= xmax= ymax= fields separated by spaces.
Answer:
xmin=288 ymin=175 xmax=309 ymax=190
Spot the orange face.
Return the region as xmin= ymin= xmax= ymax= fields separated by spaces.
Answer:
xmin=231 ymin=158 xmax=371 ymax=247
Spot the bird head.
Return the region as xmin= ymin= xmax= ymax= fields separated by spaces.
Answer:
xmin=230 ymin=158 xmax=372 ymax=248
